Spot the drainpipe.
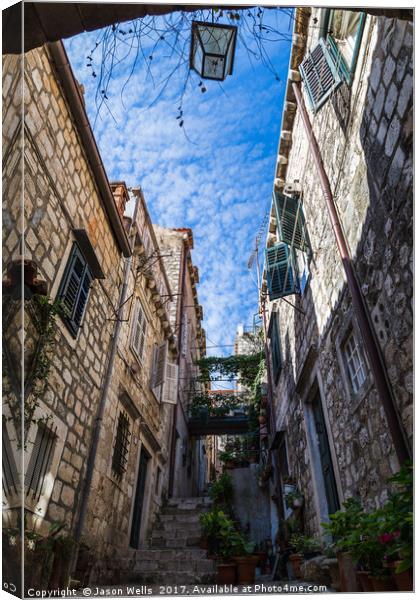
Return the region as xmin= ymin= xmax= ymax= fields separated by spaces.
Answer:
xmin=71 ymin=194 xmax=139 ymax=572
xmin=292 ymin=81 xmax=410 ymax=466
xmin=168 ymin=239 xmax=188 ymax=496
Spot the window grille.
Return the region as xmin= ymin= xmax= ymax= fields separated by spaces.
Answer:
xmin=299 ymin=38 xmax=343 ymax=112
xmin=343 ymin=331 xmax=367 ymax=393
xmin=131 ymin=300 xmax=147 ymax=362
xmin=273 ymin=191 xmax=309 ymax=252
xmin=2 ymin=423 xmax=19 ymax=497
xmin=112 ymin=411 xmax=131 ymax=479
xmin=265 ymin=243 xmax=297 ymax=300
xmin=57 ymin=243 xmax=93 ymax=337
xmin=25 ymin=424 xmax=57 ymax=501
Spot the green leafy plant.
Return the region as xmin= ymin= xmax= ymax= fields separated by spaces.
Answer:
xmin=210 ymin=472 xmax=234 ymax=507
xmin=290 ymin=534 xmax=322 ymax=556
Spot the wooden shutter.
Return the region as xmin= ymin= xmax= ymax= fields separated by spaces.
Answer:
xmin=268 ymin=311 xmax=282 ymax=381
xmin=2 ymin=423 xmax=19 ymax=496
xmin=25 ymin=424 xmax=56 ymax=501
xmin=132 ymin=300 xmax=147 ymax=361
xmin=163 ymin=362 xmax=179 ymax=404
xmin=299 ymin=38 xmax=343 ymax=112
xmin=150 ymin=342 xmax=167 ymax=401
xmin=265 ymin=243 xmax=297 ymax=300
xmin=273 ymin=191 xmax=308 ymax=252
xmin=58 ymin=244 xmax=92 ymax=336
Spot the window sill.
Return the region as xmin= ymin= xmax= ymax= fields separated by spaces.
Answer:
xmin=350 ymin=378 xmax=374 ymax=414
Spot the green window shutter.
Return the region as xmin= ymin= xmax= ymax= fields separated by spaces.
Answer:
xmin=265 ymin=243 xmax=297 ymax=301
xmin=273 ymin=191 xmax=309 ymax=252
xmin=58 ymin=243 xmax=93 ymax=337
xmin=268 ymin=312 xmax=282 ymax=382
xmin=299 ymin=38 xmax=343 ymax=112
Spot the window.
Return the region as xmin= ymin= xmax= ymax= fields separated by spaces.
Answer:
xmin=57 ymin=243 xmax=93 ymax=337
xmin=300 ymin=10 xmax=365 ymax=112
xmin=25 ymin=424 xmax=57 ymax=501
xmin=268 ymin=311 xmax=282 ymax=383
xmin=343 ymin=330 xmax=367 ymax=393
xmin=131 ymin=300 xmax=148 ymax=362
xmin=295 ymin=249 xmax=311 ymax=296
xmin=2 ymin=423 xmax=19 ymax=497
xmin=325 ymin=10 xmax=366 ymax=83
xmin=112 ymin=411 xmax=131 ymax=479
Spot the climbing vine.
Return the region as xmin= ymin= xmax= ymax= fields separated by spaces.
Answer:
xmin=3 ymin=294 xmax=62 ymax=440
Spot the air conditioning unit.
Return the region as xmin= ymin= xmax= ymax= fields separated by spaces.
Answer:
xmin=283 ymin=181 xmax=302 ymax=196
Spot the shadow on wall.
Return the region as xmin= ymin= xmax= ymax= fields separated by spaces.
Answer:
xmin=357 ymin=15 xmax=413 ymax=443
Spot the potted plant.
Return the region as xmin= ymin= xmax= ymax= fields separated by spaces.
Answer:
xmin=199 ymin=509 xmax=234 ymax=558
xmin=216 ymin=527 xmax=237 ymax=585
xmin=290 ymin=534 xmax=322 ymax=560
xmin=210 ymin=472 xmax=234 ymax=509
xmin=322 ymin=498 xmax=364 ymax=592
xmin=231 ymin=532 xmax=258 ymax=585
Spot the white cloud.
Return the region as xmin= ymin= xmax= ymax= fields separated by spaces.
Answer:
xmin=65 ymin=9 xmax=292 ymax=351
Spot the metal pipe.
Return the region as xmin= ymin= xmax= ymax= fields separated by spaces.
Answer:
xmin=71 ymin=195 xmax=139 ymax=572
xmin=292 ymin=81 xmax=410 ymax=465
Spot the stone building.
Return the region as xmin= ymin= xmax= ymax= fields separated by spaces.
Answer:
xmin=2 ymin=39 xmax=210 ymax=589
xmin=261 ymin=8 xmax=413 ymax=538
xmin=153 ymin=225 xmax=210 ymax=497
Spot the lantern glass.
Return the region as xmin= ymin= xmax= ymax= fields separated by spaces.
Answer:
xmin=190 ymin=21 xmax=238 ymax=81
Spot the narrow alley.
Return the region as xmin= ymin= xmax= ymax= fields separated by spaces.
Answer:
xmin=2 ymin=3 xmax=413 ymax=597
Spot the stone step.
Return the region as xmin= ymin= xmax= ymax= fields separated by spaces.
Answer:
xmin=130 ymin=557 xmax=215 ymax=573
xmin=153 ymin=524 xmax=202 ymax=536
xmin=166 ymin=497 xmax=211 ymax=510
xmin=134 ymin=548 xmax=208 ymax=561
xmin=158 ymin=513 xmax=203 ymax=524
xmin=121 ymin=570 xmax=215 ymax=585
xmin=149 ymin=536 xmax=201 ymax=549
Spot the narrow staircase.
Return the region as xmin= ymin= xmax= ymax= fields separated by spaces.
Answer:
xmin=119 ymin=497 xmax=216 ymax=585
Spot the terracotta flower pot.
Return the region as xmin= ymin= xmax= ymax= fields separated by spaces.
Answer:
xmin=356 ymin=570 xmax=374 ymax=592
xmin=390 ymin=563 xmax=413 ymax=591
xmin=258 ymin=415 xmax=266 ymax=425
xmin=233 ymin=555 xmax=259 ymax=584
xmin=368 ymin=575 xmax=396 ymax=591
xmin=289 ymin=553 xmax=302 ymax=579
xmin=217 ymin=563 xmax=237 ymax=585
xmin=337 ymin=552 xmax=360 ymax=592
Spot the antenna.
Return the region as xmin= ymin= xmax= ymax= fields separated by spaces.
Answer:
xmin=247 ymin=210 xmax=269 ymax=271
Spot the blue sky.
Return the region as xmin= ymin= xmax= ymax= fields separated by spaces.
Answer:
xmin=65 ymin=8 xmax=292 ymax=354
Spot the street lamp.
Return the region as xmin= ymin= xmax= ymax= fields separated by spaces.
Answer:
xmin=190 ymin=21 xmax=238 ymax=81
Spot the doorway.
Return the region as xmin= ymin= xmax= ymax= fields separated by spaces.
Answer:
xmin=305 ymin=389 xmax=340 ymax=526
xmin=130 ymin=446 xmax=150 ymax=549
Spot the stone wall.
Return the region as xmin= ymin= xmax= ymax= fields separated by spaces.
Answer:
xmin=266 ymin=11 xmax=412 ymax=537
xmin=2 ymin=45 xmax=127 ymax=539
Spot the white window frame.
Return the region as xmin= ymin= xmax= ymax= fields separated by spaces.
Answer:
xmin=343 ymin=330 xmax=367 ymax=393
xmin=131 ymin=299 xmax=148 ymax=364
